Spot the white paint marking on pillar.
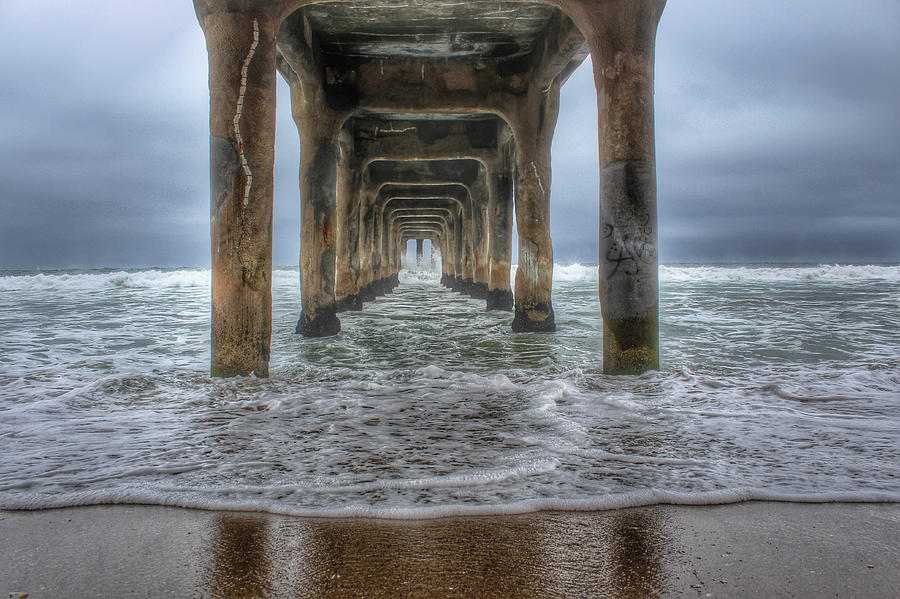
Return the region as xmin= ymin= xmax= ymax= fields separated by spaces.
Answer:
xmin=421 ymin=63 xmax=425 ymax=81
xmin=234 ymin=18 xmax=260 ymax=208
xmin=386 ymin=125 xmax=417 ymax=135
xmin=531 ymin=161 xmax=545 ymax=195
xmin=519 ymin=243 xmax=539 ymax=286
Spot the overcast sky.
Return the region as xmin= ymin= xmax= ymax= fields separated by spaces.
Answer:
xmin=0 ymin=0 xmax=897 ymax=269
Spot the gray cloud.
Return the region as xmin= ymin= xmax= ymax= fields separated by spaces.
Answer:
xmin=652 ymin=0 xmax=900 ymax=263
xmin=0 ymin=0 xmax=897 ymax=269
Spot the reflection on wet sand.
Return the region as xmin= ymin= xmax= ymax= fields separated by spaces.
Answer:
xmin=298 ymin=517 xmax=551 ymax=598
xmin=205 ymin=509 xmax=669 ymax=598
xmin=207 ymin=513 xmax=272 ymax=599
xmin=530 ymin=510 xmax=667 ymax=598
xmin=608 ymin=511 xmax=664 ymax=598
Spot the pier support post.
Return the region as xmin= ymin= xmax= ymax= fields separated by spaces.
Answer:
xmin=579 ymin=0 xmax=666 ymax=373
xmin=199 ymin=7 xmax=277 ymax=377
xmin=510 ymin=85 xmax=559 ymax=332
xmin=292 ymin=86 xmax=344 ymax=337
xmin=486 ymin=152 xmax=514 ymax=311
xmin=453 ymin=205 xmax=466 ymax=291
xmin=279 ymin=16 xmax=350 ymax=337
xmin=335 ymin=142 xmax=363 ymax=313
xmin=469 ymin=171 xmax=491 ymax=299
xmin=461 ymin=208 xmax=476 ymax=295
xmin=416 ymin=239 xmax=424 ymax=268
xmin=357 ymin=184 xmax=378 ymax=302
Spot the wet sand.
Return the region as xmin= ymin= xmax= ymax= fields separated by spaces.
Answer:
xmin=2 ymin=502 xmax=898 ymax=598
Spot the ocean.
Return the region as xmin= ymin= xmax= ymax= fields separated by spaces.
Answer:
xmin=1 ymin=264 xmax=898 ymax=518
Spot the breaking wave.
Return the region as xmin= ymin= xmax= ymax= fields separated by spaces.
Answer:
xmin=2 ymin=263 xmax=897 ymax=293
xmin=660 ymin=263 xmax=900 ymax=283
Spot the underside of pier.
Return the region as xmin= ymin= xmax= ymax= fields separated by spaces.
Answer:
xmin=194 ymin=0 xmax=666 ymax=378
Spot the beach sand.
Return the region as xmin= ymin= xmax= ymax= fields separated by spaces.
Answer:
xmin=2 ymin=502 xmax=897 ymax=598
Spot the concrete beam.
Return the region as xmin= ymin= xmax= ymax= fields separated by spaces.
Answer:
xmin=355 ymin=119 xmax=504 ymax=168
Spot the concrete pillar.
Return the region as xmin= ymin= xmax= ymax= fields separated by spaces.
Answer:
xmin=362 ymin=187 xmax=391 ymax=298
xmin=580 ymin=0 xmax=666 ymax=373
xmin=452 ymin=204 xmax=466 ymax=291
xmin=486 ymin=152 xmax=514 ymax=311
xmin=510 ymin=85 xmax=560 ymax=332
xmin=416 ymin=239 xmax=424 ymax=267
xmin=198 ymin=8 xmax=277 ymax=377
xmin=335 ymin=142 xmax=363 ymax=313
xmin=440 ymin=229 xmax=451 ymax=286
xmin=292 ymin=82 xmax=343 ymax=337
xmin=356 ymin=183 xmax=378 ymax=302
xmin=469 ymin=171 xmax=491 ymax=299
xmin=460 ymin=205 xmax=476 ymax=295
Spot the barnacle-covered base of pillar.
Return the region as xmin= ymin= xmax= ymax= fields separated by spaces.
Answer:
xmin=296 ymin=308 xmax=341 ymax=337
xmin=485 ymin=288 xmax=513 ymax=312
xmin=511 ymin=302 xmax=556 ymax=333
xmin=469 ymin=282 xmax=489 ymax=299
xmin=335 ymin=294 xmax=363 ymax=313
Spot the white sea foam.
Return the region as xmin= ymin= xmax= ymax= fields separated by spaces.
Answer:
xmin=660 ymin=263 xmax=900 ymax=283
xmin=1 ymin=264 xmax=898 ymax=518
xmin=553 ymin=263 xmax=597 ymax=282
xmin=399 ymin=269 xmax=442 ymax=284
xmin=0 ymin=269 xmax=210 ymax=292
xmin=508 ymin=263 xmax=900 ymax=285
xmin=1 ymin=263 xmax=896 ymax=294
xmin=162 ymin=459 xmax=562 ymax=497
xmin=5 ymin=487 xmax=898 ymax=519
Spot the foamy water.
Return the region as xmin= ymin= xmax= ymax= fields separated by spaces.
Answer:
xmin=1 ymin=264 xmax=898 ymax=518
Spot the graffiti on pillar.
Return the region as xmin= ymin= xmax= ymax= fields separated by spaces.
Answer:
xmin=602 ymin=215 xmax=656 ymax=279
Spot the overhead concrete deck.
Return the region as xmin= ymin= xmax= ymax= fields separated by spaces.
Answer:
xmin=194 ymin=0 xmax=666 ymax=377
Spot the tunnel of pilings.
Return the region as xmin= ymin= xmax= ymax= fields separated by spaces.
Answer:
xmin=195 ymin=0 xmax=666 ymax=378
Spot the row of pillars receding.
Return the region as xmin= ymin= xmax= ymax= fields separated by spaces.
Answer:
xmin=194 ymin=0 xmax=666 ymax=378
xmin=409 ymin=238 xmax=436 ymax=270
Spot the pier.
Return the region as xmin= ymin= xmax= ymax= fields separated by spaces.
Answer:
xmin=194 ymin=0 xmax=666 ymax=377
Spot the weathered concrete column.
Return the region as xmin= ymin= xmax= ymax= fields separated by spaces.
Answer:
xmin=469 ymin=170 xmax=491 ymax=299
xmin=486 ymin=151 xmax=514 ymax=311
xmin=440 ymin=229 xmax=452 ymax=285
xmin=197 ymin=6 xmax=277 ymax=377
xmin=292 ymin=84 xmax=344 ymax=337
xmin=358 ymin=186 xmax=386 ymax=299
xmin=334 ymin=140 xmax=364 ymax=313
xmin=452 ymin=204 xmax=466 ymax=291
xmin=279 ymin=16 xmax=351 ymax=337
xmin=353 ymin=179 xmax=373 ymax=302
xmin=457 ymin=201 xmax=476 ymax=295
xmin=415 ymin=239 xmax=424 ymax=267
xmin=510 ymin=85 xmax=560 ymax=332
xmin=579 ymin=0 xmax=666 ymax=373
xmin=440 ymin=220 xmax=453 ymax=286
